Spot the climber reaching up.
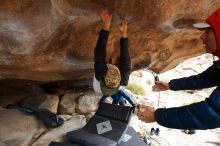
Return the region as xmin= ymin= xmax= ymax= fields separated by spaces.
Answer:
xmin=93 ymin=8 xmax=136 ymax=108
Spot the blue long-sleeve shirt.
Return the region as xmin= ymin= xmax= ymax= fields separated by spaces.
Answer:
xmin=100 ymin=90 xmax=136 ymax=107
xmin=155 ymin=60 xmax=220 ymax=129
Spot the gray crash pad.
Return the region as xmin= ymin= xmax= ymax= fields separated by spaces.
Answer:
xmin=67 ymin=102 xmax=133 ymax=146
xmin=48 ymin=142 xmax=84 ymax=146
xmin=119 ymin=127 xmax=147 ymax=146
xmin=49 ymin=127 xmax=147 ymax=146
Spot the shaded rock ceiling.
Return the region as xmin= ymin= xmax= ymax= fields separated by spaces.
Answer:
xmin=0 ymin=0 xmax=219 ymax=82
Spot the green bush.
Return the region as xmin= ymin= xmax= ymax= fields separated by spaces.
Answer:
xmin=126 ymin=83 xmax=145 ymax=96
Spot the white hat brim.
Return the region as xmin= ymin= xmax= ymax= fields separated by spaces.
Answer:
xmin=193 ymin=22 xmax=211 ymax=29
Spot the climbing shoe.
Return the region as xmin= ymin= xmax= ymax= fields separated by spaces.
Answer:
xmin=150 ymin=128 xmax=155 ymax=135
xmin=183 ymin=129 xmax=196 ymax=135
xmin=155 ymin=128 xmax=160 ymax=136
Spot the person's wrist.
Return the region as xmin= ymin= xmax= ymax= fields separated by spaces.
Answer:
xmin=167 ymin=82 xmax=171 ymax=90
xmin=103 ymin=23 xmax=110 ymax=31
xmin=103 ymin=26 xmax=110 ymax=31
xmin=153 ymin=110 xmax=157 ymax=122
xmin=122 ymin=32 xmax=128 ymax=38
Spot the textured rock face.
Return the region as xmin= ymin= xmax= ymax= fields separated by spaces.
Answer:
xmin=0 ymin=0 xmax=219 ymax=81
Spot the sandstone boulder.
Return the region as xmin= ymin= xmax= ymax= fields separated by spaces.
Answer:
xmin=0 ymin=0 xmax=219 ymax=82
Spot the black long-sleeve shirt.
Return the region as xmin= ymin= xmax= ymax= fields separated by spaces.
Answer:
xmin=94 ymin=29 xmax=131 ymax=86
